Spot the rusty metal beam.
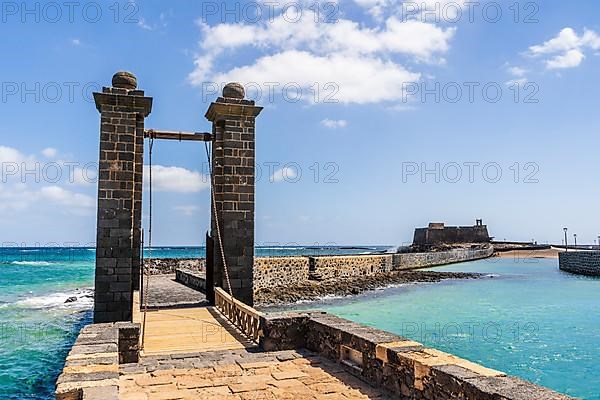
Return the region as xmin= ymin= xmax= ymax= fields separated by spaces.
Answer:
xmin=144 ymin=129 xmax=212 ymax=142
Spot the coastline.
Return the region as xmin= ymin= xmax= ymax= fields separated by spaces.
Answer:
xmin=496 ymin=248 xmax=560 ymax=259
xmin=255 ymin=269 xmax=483 ymax=306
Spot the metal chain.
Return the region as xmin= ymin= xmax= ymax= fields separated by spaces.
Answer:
xmin=204 ymin=141 xmax=233 ymax=297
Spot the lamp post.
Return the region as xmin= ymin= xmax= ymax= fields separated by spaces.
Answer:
xmin=574 ymin=234 xmax=577 ymax=248
xmin=563 ymin=228 xmax=568 ymax=251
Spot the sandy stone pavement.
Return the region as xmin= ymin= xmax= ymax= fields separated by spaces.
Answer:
xmin=119 ymin=349 xmax=393 ymax=399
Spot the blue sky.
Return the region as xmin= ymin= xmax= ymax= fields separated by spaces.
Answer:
xmin=0 ymin=0 xmax=599 ymax=246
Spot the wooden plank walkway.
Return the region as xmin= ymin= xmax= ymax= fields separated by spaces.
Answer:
xmin=133 ymin=291 xmax=255 ymax=356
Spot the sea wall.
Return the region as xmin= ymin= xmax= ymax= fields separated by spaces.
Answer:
xmin=395 ymin=247 xmax=494 ymax=270
xmin=253 ymin=257 xmax=310 ymax=290
xmin=559 ymin=251 xmax=600 ymax=276
xmin=312 ymin=254 xmax=394 ymax=279
xmin=311 ymin=247 xmax=493 ymax=280
xmin=260 ymin=311 xmax=572 ymax=400
xmin=166 ymin=247 xmax=493 ymax=293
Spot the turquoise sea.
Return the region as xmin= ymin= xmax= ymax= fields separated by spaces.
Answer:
xmin=0 ymin=247 xmax=598 ymax=399
xmin=288 ymin=257 xmax=600 ymax=399
xmin=0 ymin=246 xmax=387 ymax=399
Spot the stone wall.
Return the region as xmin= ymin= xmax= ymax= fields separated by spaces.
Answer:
xmin=144 ymin=258 xmax=205 ymax=275
xmin=160 ymin=247 xmax=493 ymax=293
xmin=55 ymin=322 xmax=140 ymax=400
xmin=260 ymin=312 xmax=573 ymax=400
xmin=559 ymin=251 xmax=600 ymax=276
xmin=254 ymin=257 xmax=310 ymax=290
xmin=175 ymin=269 xmax=207 ymax=292
xmin=310 ymin=247 xmax=493 ymax=281
xmin=394 ymin=247 xmax=494 ymax=270
xmin=312 ymin=254 xmax=394 ymax=280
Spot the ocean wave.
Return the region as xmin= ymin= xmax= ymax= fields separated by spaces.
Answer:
xmin=13 ymin=288 xmax=94 ymax=309
xmin=10 ymin=261 xmax=55 ymax=266
xmin=259 ymin=247 xmax=305 ymax=250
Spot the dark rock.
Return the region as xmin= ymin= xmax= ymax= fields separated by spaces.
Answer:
xmin=65 ymin=296 xmax=78 ymax=303
xmin=256 ymin=270 xmax=484 ymax=306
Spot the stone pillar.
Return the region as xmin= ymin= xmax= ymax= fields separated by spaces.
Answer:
xmin=93 ymin=72 xmax=152 ymax=323
xmin=205 ymin=83 xmax=262 ymax=305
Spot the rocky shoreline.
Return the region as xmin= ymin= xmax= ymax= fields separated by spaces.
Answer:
xmin=255 ymin=270 xmax=484 ymax=306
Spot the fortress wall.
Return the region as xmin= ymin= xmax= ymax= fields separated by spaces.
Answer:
xmin=414 ymin=225 xmax=490 ymax=246
xmin=559 ymin=251 xmax=600 ymax=276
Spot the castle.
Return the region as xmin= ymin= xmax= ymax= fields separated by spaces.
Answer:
xmin=413 ymin=219 xmax=491 ymax=246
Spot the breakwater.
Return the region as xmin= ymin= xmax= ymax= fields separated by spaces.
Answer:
xmin=559 ymin=251 xmax=600 ymax=276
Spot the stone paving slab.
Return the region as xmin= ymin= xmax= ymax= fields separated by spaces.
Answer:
xmin=119 ymin=349 xmax=394 ymax=399
xmin=142 ymin=274 xmax=207 ymax=308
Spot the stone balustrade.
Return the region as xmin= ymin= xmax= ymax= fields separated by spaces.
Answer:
xmin=260 ymin=311 xmax=573 ymax=400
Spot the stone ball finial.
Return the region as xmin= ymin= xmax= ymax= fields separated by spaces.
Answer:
xmin=112 ymin=71 xmax=137 ymax=90
xmin=223 ymin=82 xmax=245 ymax=99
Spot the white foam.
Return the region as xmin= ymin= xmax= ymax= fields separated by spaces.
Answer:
xmin=15 ymin=288 xmax=94 ymax=309
xmin=11 ymin=261 xmax=55 ymax=266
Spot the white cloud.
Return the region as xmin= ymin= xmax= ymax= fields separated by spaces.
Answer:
xmin=506 ymin=78 xmax=528 ymax=86
xmin=529 ymin=27 xmax=600 ymax=70
xmin=386 ymin=104 xmax=418 ymax=112
xmin=173 ymin=205 xmax=199 ymax=216
xmin=71 ymin=38 xmax=81 ymax=46
xmin=270 ymin=166 xmax=298 ymax=183
xmin=137 ymin=13 xmax=168 ymax=31
xmin=39 ymin=186 xmax=95 ymax=210
xmin=354 ymin=0 xmax=469 ymax=22
xmin=508 ymin=66 xmax=527 ymax=77
xmin=545 ymin=49 xmax=585 ymax=70
xmin=321 ymin=119 xmax=348 ymax=129
xmin=69 ymin=166 xmax=97 ymax=186
xmin=194 ymin=13 xmax=454 ymax=64
xmin=0 ymin=145 xmax=28 ymax=164
xmin=0 ymin=146 xmax=95 ymax=216
xmin=189 ymin=8 xmax=454 ymax=104
xmin=211 ymin=50 xmax=420 ymax=104
xmin=41 ymin=147 xmax=58 ymax=158
xmin=137 ymin=18 xmax=153 ymax=30
xmin=0 ymin=184 xmax=94 ymax=216
xmin=505 ymin=65 xmax=528 ymax=86
xmin=143 ymin=165 xmax=209 ymax=193
xmin=530 ymin=28 xmax=581 ymax=56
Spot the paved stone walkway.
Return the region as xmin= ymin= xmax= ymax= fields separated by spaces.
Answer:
xmin=119 ymin=349 xmax=393 ymax=399
xmin=142 ymin=275 xmax=207 ymax=308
